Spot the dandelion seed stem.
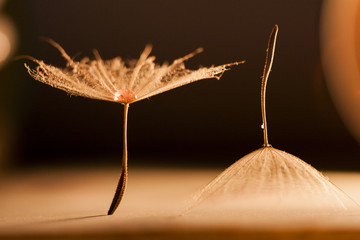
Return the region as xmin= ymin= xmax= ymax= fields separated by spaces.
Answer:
xmin=261 ymin=25 xmax=278 ymax=147
xmin=107 ymin=103 xmax=129 ymax=215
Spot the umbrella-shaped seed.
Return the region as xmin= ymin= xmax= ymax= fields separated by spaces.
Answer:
xmin=24 ymin=40 xmax=244 ymax=215
xmin=184 ymin=25 xmax=359 ymax=216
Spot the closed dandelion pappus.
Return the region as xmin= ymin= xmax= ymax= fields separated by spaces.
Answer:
xmin=24 ymin=40 xmax=244 ymax=215
xmin=184 ymin=25 xmax=359 ymax=216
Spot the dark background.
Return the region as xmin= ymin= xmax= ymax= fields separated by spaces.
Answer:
xmin=0 ymin=0 xmax=359 ymax=170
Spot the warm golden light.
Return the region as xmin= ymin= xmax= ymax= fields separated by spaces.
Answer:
xmin=0 ymin=1 xmax=17 ymax=170
xmin=320 ymin=0 xmax=360 ymax=144
xmin=0 ymin=31 xmax=10 ymax=62
xmin=0 ymin=12 xmax=16 ymax=67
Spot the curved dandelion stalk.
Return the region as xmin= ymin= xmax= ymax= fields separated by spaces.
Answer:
xmin=261 ymin=24 xmax=278 ymax=147
xmin=24 ymin=40 xmax=244 ymax=215
xmin=107 ymin=103 xmax=129 ymax=215
xmin=184 ymin=25 xmax=359 ymax=215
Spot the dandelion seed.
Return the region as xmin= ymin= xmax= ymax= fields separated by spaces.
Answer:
xmin=184 ymin=25 xmax=359 ymax=216
xmin=24 ymin=39 xmax=244 ymax=215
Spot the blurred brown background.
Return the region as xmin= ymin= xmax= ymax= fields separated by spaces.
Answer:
xmin=0 ymin=0 xmax=359 ymax=170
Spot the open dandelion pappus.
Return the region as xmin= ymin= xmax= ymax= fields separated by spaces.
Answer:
xmin=184 ymin=25 xmax=359 ymax=216
xmin=24 ymin=40 xmax=243 ymax=215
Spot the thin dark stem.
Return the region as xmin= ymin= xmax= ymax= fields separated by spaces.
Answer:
xmin=107 ymin=103 xmax=129 ymax=215
xmin=261 ymin=25 xmax=278 ymax=147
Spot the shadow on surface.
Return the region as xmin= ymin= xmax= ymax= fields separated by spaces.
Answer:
xmin=24 ymin=214 xmax=108 ymax=227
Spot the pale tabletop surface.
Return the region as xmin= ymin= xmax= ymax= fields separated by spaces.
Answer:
xmin=0 ymin=167 xmax=360 ymax=239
